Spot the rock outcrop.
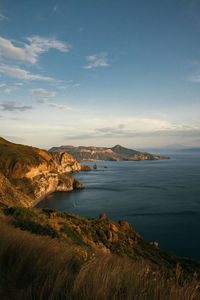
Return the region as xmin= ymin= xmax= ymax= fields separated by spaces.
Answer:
xmin=80 ymin=165 xmax=92 ymax=171
xmin=0 ymin=137 xmax=84 ymax=207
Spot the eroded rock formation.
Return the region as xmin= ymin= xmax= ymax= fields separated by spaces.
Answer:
xmin=0 ymin=137 xmax=84 ymax=207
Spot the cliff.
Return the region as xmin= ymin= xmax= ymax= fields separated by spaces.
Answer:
xmin=49 ymin=144 xmax=169 ymax=161
xmin=0 ymin=137 xmax=84 ymax=207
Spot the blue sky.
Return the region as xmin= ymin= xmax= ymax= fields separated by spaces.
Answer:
xmin=0 ymin=0 xmax=200 ymax=149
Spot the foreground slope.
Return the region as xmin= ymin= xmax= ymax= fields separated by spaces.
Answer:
xmin=0 ymin=206 xmax=200 ymax=300
xmin=49 ymin=144 xmax=169 ymax=161
xmin=0 ymin=137 xmax=84 ymax=207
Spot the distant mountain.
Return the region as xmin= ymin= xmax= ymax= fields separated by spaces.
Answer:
xmin=49 ymin=144 xmax=169 ymax=161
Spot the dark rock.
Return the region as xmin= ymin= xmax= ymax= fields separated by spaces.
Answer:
xmin=81 ymin=165 xmax=92 ymax=171
xmin=112 ymin=233 xmax=118 ymax=242
xmin=96 ymin=229 xmax=107 ymax=240
xmin=150 ymin=241 xmax=159 ymax=248
xmin=109 ymin=223 xmax=118 ymax=232
xmin=118 ymin=219 xmax=131 ymax=231
xmin=99 ymin=212 xmax=106 ymax=220
xmin=106 ymin=230 xmax=113 ymax=241
xmin=93 ymin=163 xmax=98 ymax=169
xmin=104 ymin=165 xmax=108 ymax=168
xmin=73 ymin=179 xmax=85 ymax=189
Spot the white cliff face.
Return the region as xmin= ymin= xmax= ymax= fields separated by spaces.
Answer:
xmin=32 ymin=173 xmax=74 ymax=201
xmin=55 ymin=152 xmax=81 ymax=173
xmin=0 ymin=137 xmax=84 ymax=207
xmin=24 ymin=151 xmax=83 ymax=205
xmin=26 ymin=152 xmax=81 ymax=179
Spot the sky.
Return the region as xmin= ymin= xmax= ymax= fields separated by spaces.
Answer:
xmin=1 ymin=0 xmax=200 ymax=149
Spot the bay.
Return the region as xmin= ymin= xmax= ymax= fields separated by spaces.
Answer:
xmin=37 ymin=151 xmax=200 ymax=260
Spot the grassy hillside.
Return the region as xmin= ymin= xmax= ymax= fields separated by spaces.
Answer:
xmin=0 ymin=172 xmax=32 ymax=207
xmin=111 ymin=144 xmax=141 ymax=156
xmin=0 ymin=137 xmax=75 ymax=178
xmin=0 ymin=137 xmax=48 ymax=178
xmin=0 ymin=138 xmax=83 ymax=207
xmin=0 ymin=206 xmax=199 ymax=299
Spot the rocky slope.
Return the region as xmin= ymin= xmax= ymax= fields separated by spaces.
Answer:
xmin=49 ymin=144 xmax=169 ymax=161
xmin=0 ymin=137 xmax=84 ymax=207
xmin=1 ymin=206 xmax=200 ymax=300
xmin=2 ymin=206 xmax=200 ymax=275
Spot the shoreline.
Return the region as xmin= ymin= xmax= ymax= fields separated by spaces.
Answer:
xmin=31 ymin=187 xmax=74 ymax=208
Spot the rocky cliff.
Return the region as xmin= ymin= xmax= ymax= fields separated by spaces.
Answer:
xmin=0 ymin=137 xmax=84 ymax=207
xmin=49 ymin=144 xmax=169 ymax=161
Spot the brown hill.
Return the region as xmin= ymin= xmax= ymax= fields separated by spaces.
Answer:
xmin=49 ymin=144 xmax=169 ymax=161
xmin=0 ymin=137 xmax=84 ymax=207
xmin=0 ymin=206 xmax=200 ymax=299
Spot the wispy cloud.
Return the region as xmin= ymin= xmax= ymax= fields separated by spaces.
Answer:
xmin=58 ymin=82 xmax=80 ymax=89
xmin=48 ymin=102 xmax=72 ymax=110
xmin=188 ymin=74 xmax=200 ymax=82
xmin=0 ymin=36 xmax=70 ymax=65
xmin=31 ymin=88 xmax=56 ymax=97
xmin=0 ymin=83 xmax=6 ymax=88
xmin=53 ymin=5 xmax=59 ymax=12
xmin=4 ymin=88 xmax=11 ymax=94
xmin=72 ymin=83 xmax=80 ymax=88
xmin=36 ymin=98 xmax=72 ymax=110
xmin=63 ymin=118 xmax=200 ymax=140
xmin=0 ymin=101 xmax=32 ymax=111
xmin=36 ymin=99 xmax=46 ymax=104
xmin=0 ymin=64 xmax=58 ymax=81
xmin=58 ymin=85 xmax=70 ymax=89
xmin=0 ymin=14 xmax=7 ymax=21
xmin=83 ymin=52 xmax=109 ymax=69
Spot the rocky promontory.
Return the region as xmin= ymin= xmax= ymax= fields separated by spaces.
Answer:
xmin=0 ymin=137 xmax=84 ymax=207
xmin=49 ymin=144 xmax=169 ymax=161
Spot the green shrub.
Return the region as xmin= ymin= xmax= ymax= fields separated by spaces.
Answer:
xmin=60 ymin=225 xmax=83 ymax=243
xmin=3 ymin=206 xmax=59 ymax=238
xmin=13 ymin=219 xmax=59 ymax=238
xmin=4 ymin=206 xmax=38 ymax=218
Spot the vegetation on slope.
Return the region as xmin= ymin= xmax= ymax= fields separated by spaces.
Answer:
xmin=0 ymin=137 xmax=48 ymax=178
xmin=0 ymin=137 xmax=75 ymax=178
xmin=0 ymin=138 xmax=198 ymax=299
xmin=0 ymin=206 xmax=199 ymax=299
xmin=0 ymin=137 xmax=83 ymax=207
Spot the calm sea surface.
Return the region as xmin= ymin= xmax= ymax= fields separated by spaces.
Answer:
xmin=37 ymin=151 xmax=200 ymax=260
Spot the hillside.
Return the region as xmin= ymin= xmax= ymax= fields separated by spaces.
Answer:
xmin=0 ymin=137 xmax=84 ymax=207
xmin=0 ymin=138 xmax=200 ymax=299
xmin=49 ymin=144 xmax=169 ymax=161
xmin=0 ymin=205 xmax=200 ymax=299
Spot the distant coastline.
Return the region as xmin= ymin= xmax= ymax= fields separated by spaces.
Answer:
xmin=49 ymin=144 xmax=170 ymax=162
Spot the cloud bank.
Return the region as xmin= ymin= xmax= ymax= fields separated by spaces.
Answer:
xmin=0 ymin=65 xmax=57 ymax=81
xmin=0 ymin=101 xmax=32 ymax=111
xmin=31 ymin=88 xmax=56 ymax=97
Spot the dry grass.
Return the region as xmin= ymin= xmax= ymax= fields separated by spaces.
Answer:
xmin=0 ymin=219 xmax=199 ymax=300
xmin=74 ymin=254 xmax=200 ymax=300
xmin=0 ymin=220 xmax=82 ymax=299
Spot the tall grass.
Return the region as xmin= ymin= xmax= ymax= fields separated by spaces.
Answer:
xmin=0 ymin=219 xmax=199 ymax=300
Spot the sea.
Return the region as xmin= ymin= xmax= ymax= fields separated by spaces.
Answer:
xmin=36 ymin=150 xmax=200 ymax=260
